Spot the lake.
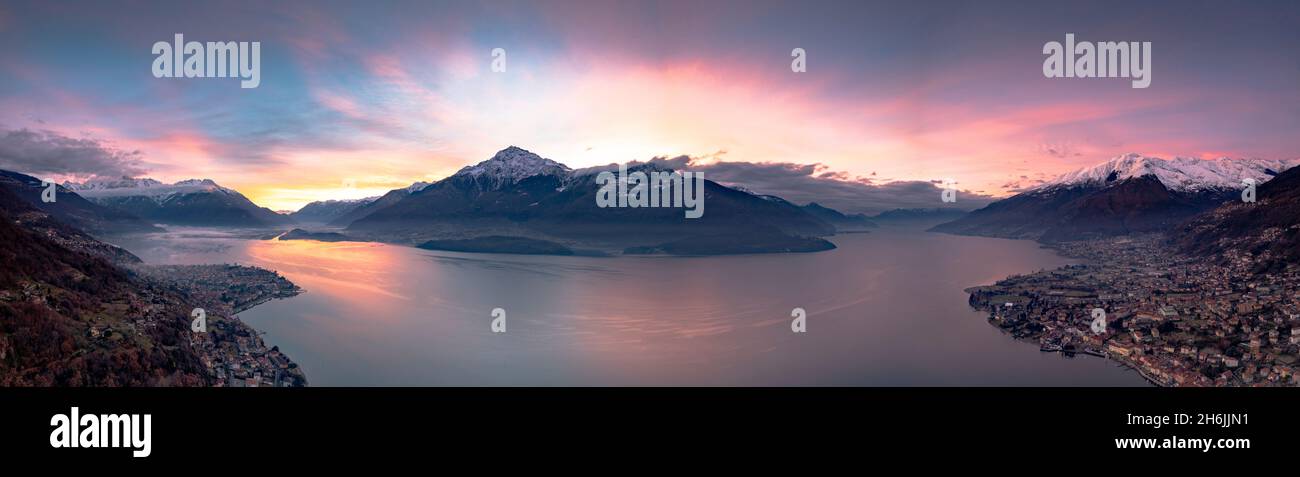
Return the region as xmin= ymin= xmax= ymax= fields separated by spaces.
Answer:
xmin=111 ymin=224 xmax=1148 ymax=386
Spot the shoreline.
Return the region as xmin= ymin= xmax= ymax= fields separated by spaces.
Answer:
xmin=1032 ymin=343 xmax=1169 ymax=387
xmin=130 ymin=263 xmax=309 ymax=387
xmin=962 ymin=232 xmax=1300 ymax=387
xmin=232 ymin=288 xmax=304 ymax=315
xmin=967 ymin=233 xmax=1168 ymax=387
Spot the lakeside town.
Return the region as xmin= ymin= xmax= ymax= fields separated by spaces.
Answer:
xmin=130 ymin=264 xmax=308 ymax=387
xmin=966 ymin=235 xmax=1300 ymax=386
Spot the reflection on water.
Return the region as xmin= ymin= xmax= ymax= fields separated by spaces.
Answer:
xmin=114 ymin=226 xmax=1148 ymax=386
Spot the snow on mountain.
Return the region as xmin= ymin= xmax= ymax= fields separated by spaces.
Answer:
xmin=290 ymin=196 xmax=381 ymax=223
xmin=299 ymin=196 xmax=379 ymax=209
xmin=726 ymin=184 xmax=760 ymax=196
xmin=335 ymin=196 xmax=380 ymax=204
xmin=571 ymin=158 xmax=684 ymax=178
xmin=1040 ymin=154 xmax=1300 ymax=193
xmin=453 ymin=146 xmax=571 ymax=188
xmin=724 ymin=184 xmax=787 ymax=202
xmin=64 ymin=177 xmax=165 ymax=191
xmin=406 ymin=181 xmax=431 ymax=193
xmin=65 ymin=177 xmax=236 ymax=202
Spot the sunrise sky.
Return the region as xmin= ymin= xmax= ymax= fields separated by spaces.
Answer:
xmin=1 ymin=0 xmax=1298 ymax=211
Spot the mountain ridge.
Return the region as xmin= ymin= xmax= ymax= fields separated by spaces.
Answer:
xmin=65 ymin=176 xmax=291 ymax=227
xmin=1037 ymin=154 xmax=1298 ymax=193
xmin=0 ymin=169 xmax=162 ymax=235
xmin=932 ymin=154 xmax=1297 ymax=242
xmin=290 ymin=197 xmax=377 ymax=224
xmin=341 ymin=146 xmax=837 ymax=255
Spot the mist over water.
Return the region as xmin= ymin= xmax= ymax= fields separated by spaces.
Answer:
xmin=114 ymin=225 xmax=1147 ymax=386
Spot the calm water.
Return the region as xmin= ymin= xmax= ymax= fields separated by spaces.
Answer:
xmin=112 ymin=225 xmax=1147 ymax=386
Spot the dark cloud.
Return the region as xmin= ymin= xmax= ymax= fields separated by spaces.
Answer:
xmin=587 ymin=155 xmax=996 ymax=215
xmin=0 ymin=128 xmax=147 ymax=179
xmin=1000 ymin=171 xmax=1054 ymax=194
xmin=1038 ymin=142 xmax=1085 ymax=159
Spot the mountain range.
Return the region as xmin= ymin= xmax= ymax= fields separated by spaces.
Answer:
xmin=288 ymin=197 xmax=377 ymax=224
xmin=14 ymin=150 xmax=1298 ymax=257
xmin=324 ymin=181 xmax=432 ymax=226
xmin=4 ymin=145 xmax=875 ymax=255
xmin=65 ymin=177 xmax=291 ymax=227
xmin=931 ymin=154 xmax=1299 ymax=242
xmin=0 ymin=170 xmax=161 ymax=235
xmin=800 ymin=202 xmax=878 ymax=231
xmin=339 ymin=146 xmax=838 ymax=254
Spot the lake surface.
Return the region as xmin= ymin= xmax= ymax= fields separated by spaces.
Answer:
xmin=112 ymin=225 xmax=1147 ymax=386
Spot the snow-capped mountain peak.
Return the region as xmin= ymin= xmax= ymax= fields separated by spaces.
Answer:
xmin=453 ymin=146 xmax=571 ymax=187
xmin=1040 ymin=154 xmax=1300 ymax=192
xmin=310 ymin=196 xmax=379 ymax=206
xmin=64 ymin=176 xmax=236 ymax=202
xmin=406 ymin=181 xmax=432 ymax=193
xmin=63 ymin=176 xmax=164 ymax=191
xmin=174 ymin=178 xmax=226 ymax=189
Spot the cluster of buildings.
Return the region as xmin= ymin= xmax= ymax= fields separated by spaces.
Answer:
xmin=133 ymin=264 xmax=308 ymax=387
xmin=194 ymin=318 xmax=304 ymax=388
xmin=132 ymin=264 xmax=302 ymax=314
xmin=967 ymin=235 xmax=1300 ymax=386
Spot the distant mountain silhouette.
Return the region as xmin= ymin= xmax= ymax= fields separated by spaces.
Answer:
xmin=800 ymin=202 xmax=877 ymax=231
xmin=290 ymin=198 xmax=376 ymax=224
xmin=327 ymin=182 xmax=429 ymax=226
xmin=869 ymin=208 xmax=969 ymax=226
